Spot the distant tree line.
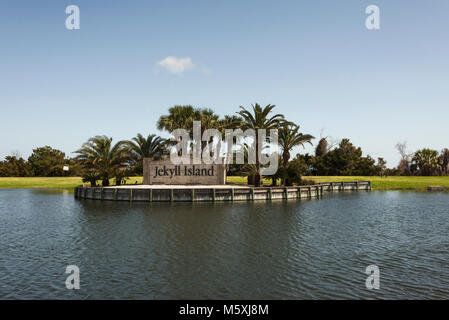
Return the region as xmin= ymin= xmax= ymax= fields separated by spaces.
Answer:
xmin=285 ymin=139 xmax=449 ymax=178
xmin=0 ymin=146 xmax=83 ymax=177
xmin=392 ymin=142 xmax=449 ymax=176
xmin=1 ymin=105 xmax=448 ymax=185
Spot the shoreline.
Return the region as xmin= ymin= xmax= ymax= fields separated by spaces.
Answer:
xmin=0 ymin=176 xmax=448 ymax=191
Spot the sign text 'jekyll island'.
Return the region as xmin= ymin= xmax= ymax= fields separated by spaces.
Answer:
xmin=153 ymin=165 xmax=215 ymax=179
xmin=143 ymin=159 xmax=226 ymax=185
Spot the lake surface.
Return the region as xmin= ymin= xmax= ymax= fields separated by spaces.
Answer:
xmin=0 ymin=189 xmax=448 ymax=299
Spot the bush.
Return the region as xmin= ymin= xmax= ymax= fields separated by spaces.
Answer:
xmin=81 ymin=169 xmax=101 ymax=187
xmin=273 ymin=166 xmax=302 ymax=186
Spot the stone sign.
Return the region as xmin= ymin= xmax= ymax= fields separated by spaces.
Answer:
xmin=143 ymin=159 xmax=227 ymax=185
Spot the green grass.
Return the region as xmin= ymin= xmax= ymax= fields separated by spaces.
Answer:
xmin=0 ymin=177 xmax=84 ymax=189
xmin=308 ymin=176 xmax=449 ymax=191
xmin=214 ymin=176 xmax=449 ymax=191
xmin=0 ymin=177 xmax=143 ymax=189
xmin=1 ymin=176 xmax=448 ymax=191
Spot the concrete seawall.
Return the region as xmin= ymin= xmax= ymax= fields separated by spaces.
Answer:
xmin=74 ymin=181 xmax=371 ymax=202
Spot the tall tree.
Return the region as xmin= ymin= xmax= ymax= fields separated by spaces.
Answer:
xmin=315 ymin=138 xmax=328 ymax=157
xmin=75 ymin=135 xmax=128 ymax=186
xmin=236 ymin=103 xmax=285 ymax=187
xmin=28 ymin=146 xmax=66 ymax=176
xmin=411 ymin=149 xmax=441 ymax=176
xmin=219 ymin=115 xmax=244 ymax=135
xmin=157 ymin=105 xmax=196 ymax=134
xmin=311 ymin=139 xmax=377 ymax=176
xmin=157 ymin=105 xmax=221 ymax=155
xmin=0 ymin=156 xmax=33 ymax=177
xmin=195 ymin=108 xmax=220 ymax=151
xmin=278 ymin=123 xmax=314 ymax=169
xmin=395 ymin=142 xmax=412 ymax=175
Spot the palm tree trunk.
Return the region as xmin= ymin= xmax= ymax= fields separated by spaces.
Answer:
xmin=102 ymin=175 xmax=109 ymax=187
xmin=255 ymin=135 xmax=261 ymax=187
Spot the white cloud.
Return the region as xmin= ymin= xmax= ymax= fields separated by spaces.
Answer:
xmin=156 ymin=56 xmax=195 ymax=74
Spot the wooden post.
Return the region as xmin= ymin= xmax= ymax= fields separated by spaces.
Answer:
xmin=191 ymin=189 xmax=195 ymax=202
xmin=212 ymin=188 xmax=216 ymax=202
xmin=129 ymin=189 xmax=133 ymax=202
xmin=330 ymin=182 xmax=333 ymax=192
xmin=149 ymin=189 xmax=152 ymax=202
xmin=356 ymin=181 xmax=359 ymax=190
xmin=251 ymin=188 xmax=255 ymax=201
xmin=114 ymin=189 xmax=118 ymax=200
xmin=308 ymin=186 xmax=311 ymax=198
xmin=231 ymin=188 xmax=234 ymax=202
xmin=284 ymin=187 xmax=288 ymax=200
xmin=269 ymin=187 xmax=273 ymax=200
xmin=170 ymin=189 xmax=174 ymax=202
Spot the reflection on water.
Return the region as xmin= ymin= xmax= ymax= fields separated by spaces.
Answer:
xmin=0 ymin=189 xmax=448 ymax=299
xmin=31 ymin=189 xmax=74 ymax=195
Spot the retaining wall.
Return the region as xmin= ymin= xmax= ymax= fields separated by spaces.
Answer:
xmin=74 ymin=181 xmax=371 ymax=202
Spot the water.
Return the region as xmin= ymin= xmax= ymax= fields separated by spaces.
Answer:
xmin=0 ymin=189 xmax=448 ymax=299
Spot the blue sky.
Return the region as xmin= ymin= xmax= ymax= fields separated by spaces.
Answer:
xmin=0 ymin=0 xmax=448 ymax=167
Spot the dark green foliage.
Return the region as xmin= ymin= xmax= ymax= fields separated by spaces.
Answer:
xmin=81 ymin=169 xmax=101 ymax=187
xmin=295 ymin=139 xmax=383 ymax=176
xmin=411 ymin=148 xmax=441 ymax=176
xmin=124 ymin=133 xmax=168 ymax=175
xmin=75 ymin=135 xmax=129 ymax=187
xmin=28 ymin=146 xmax=66 ymax=176
xmin=0 ymin=156 xmax=33 ymax=177
xmin=273 ymin=163 xmax=303 ymax=186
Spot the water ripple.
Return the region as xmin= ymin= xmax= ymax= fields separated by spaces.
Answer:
xmin=0 ymin=190 xmax=448 ymax=299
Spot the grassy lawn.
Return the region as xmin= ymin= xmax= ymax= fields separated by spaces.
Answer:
xmin=0 ymin=177 xmax=147 ymax=189
xmin=0 ymin=177 xmax=84 ymax=189
xmin=1 ymin=176 xmax=448 ymax=191
xmin=308 ymin=176 xmax=449 ymax=191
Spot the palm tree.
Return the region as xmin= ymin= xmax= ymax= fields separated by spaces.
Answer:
xmin=278 ymin=123 xmax=314 ymax=168
xmin=195 ymin=108 xmax=220 ymax=152
xmin=411 ymin=148 xmax=441 ymax=176
xmin=157 ymin=105 xmax=221 ymax=155
xmin=81 ymin=169 xmax=101 ymax=187
xmin=219 ymin=115 xmax=244 ymax=135
xmin=124 ymin=134 xmax=167 ymax=174
xmin=236 ymin=103 xmax=285 ymax=187
xmin=157 ymin=105 xmax=196 ymax=133
xmin=75 ymin=135 xmax=128 ymax=186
